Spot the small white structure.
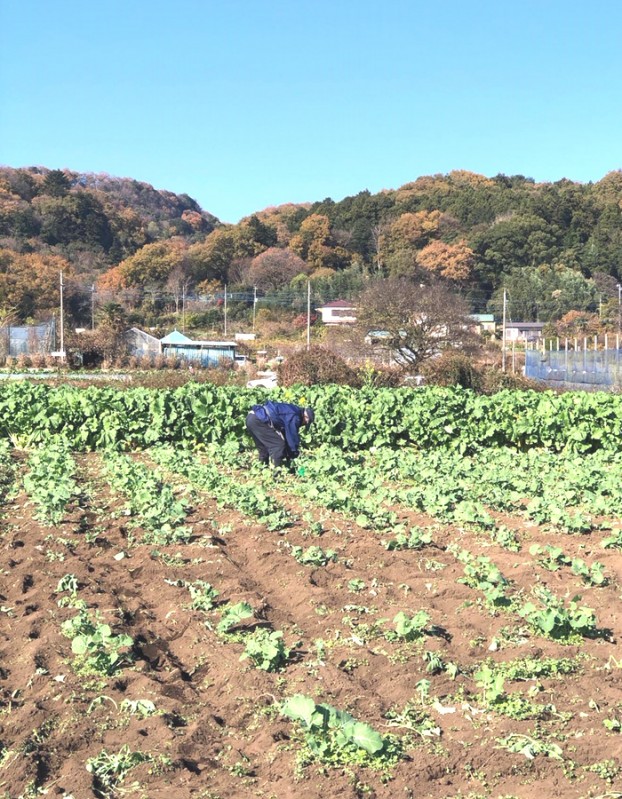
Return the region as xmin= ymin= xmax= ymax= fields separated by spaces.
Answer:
xmin=315 ymin=299 xmax=357 ymax=325
xmin=505 ymin=322 xmax=544 ymax=342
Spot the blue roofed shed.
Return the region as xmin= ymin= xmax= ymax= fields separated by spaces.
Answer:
xmin=160 ymin=330 xmax=237 ymax=366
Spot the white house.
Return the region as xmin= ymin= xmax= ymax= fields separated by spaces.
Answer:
xmin=315 ymin=299 xmax=357 ymax=325
xmin=504 ymin=322 xmax=544 ymax=342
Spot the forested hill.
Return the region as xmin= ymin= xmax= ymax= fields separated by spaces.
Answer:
xmin=0 ymin=166 xmax=219 ymax=269
xmin=1 ymin=165 xmax=622 ymax=323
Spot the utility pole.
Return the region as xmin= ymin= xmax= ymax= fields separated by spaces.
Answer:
xmin=252 ymin=286 xmax=257 ymax=332
xmin=501 ymin=288 xmax=507 ymax=372
xmin=59 ymin=271 xmax=65 ymax=363
xmin=224 ymin=285 xmax=228 ymax=337
xmin=91 ymin=284 xmax=96 ymax=330
xmin=306 ymin=280 xmax=311 ymax=351
xmin=618 ymin=284 xmax=621 ymax=333
xmin=182 ymin=284 xmax=186 ymax=332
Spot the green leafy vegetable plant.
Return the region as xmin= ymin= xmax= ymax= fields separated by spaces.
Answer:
xmin=529 ymin=544 xmax=570 ymax=571
xmin=291 ymin=545 xmax=337 ymax=567
xmin=217 ymin=601 xmax=254 ymax=634
xmin=384 ymin=526 xmax=433 ymax=551
xmin=86 ymin=745 xmax=153 ymax=797
xmin=518 ymin=587 xmax=598 ymax=641
xmin=389 ymin=610 xmax=431 ymax=642
xmin=497 ymin=733 xmax=563 ymax=760
xmin=61 ymin=610 xmax=134 ymax=676
xmin=281 ymin=694 xmax=399 ymax=770
xmin=239 ymin=628 xmax=290 ymax=671
xmin=571 ymin=557 xmax=607 ymax=586
xmin=23 ymin=439 xmax=79 ymax=525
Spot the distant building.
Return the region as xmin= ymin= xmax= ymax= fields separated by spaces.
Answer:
xmin=315 ymin=299 xmax=357 ymax=325
xmin=0 ymin=320 xmax=56 ymax=356
xmin=469 ymin=313 xmax=496 ymax=336
xmin=160 ymin=330 xmax=237 ymax=366
xmin=126 ymin=328 xmax=160 ymax=358
xmin=504 ymin=322 xmax=544 ymax=342
xmin=127 ymin=328 xmax=237 ymax=366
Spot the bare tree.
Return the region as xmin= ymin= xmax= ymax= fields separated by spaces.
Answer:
xmin=370 ymin=222 xmax=390 ymax=275
xmin=356 ymin=278 xmax=476 ymax=372
xmin=166 ymin=266 xmax=191 ymax=314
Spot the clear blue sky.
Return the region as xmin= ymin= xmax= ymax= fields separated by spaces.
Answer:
xmin=2 ymin=0 xmax=621 ymax=223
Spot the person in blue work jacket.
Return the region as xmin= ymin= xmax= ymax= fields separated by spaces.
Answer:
xmin=246 ymin=401 xmax=314 ymax=467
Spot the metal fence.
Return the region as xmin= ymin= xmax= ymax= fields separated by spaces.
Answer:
xmin=0 ymin=321 xmax=56 ymax=357
xmin=525 ymin=339 xmax=622 ymax=389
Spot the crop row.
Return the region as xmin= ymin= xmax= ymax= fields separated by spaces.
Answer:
xmin=2 ymin=382 xmax=622 ymax=452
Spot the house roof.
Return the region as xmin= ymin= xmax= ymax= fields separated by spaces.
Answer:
xmin=127 ymin=327 xmax=161 ymax=344
xmin=317 ymin=299 xmax=355 ymax=308
xmin=173 ymin=340 xmax=237 ymax=348
xmin=160 ymin=330 xmax=193 ymax=344
xmin=506 ymin=322 xmax=544 ymax=329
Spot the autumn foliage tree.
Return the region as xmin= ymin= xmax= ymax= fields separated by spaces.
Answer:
xmin=289 ymin=214 xmax=351 ymax=271
xmin=380 ymin=211 xmax=443 ymax=276
xmin=416 ymin=240 xmax=475 ymax=281
xmin=553 ymin=310 xmax=604 ymax=338
xmin=98 ymin=238 xmax=188 ymax=290
xmin=247 ymin=248 xmax=308 ymax=292
xmin=0 ymin=249 xmax=70 ymax=318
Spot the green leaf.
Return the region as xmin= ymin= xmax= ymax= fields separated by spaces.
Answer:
xmin=281 ymin=694 xmax=317 ymax=728
xmin=347 ymin=721 xmax=385 ymax=754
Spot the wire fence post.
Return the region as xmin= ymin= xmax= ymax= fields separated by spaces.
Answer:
xmin=564 ymin=338 xmax=568 ymax=379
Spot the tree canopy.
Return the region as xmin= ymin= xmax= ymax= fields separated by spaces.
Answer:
xmin=2 ymin=165 xmax=622 ymax=325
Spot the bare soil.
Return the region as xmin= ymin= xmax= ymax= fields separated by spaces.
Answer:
xmin=1 ymin=452 xmax=622 ymax=799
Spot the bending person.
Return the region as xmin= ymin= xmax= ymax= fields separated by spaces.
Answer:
xmin=246 ymin=400 xmax=314 ymax=467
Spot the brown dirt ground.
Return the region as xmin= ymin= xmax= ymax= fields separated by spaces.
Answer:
xmin=1 ymin=451 xmax=622 ymax=799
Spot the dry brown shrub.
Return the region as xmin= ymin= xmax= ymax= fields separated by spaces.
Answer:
xmin=480 ymin=367 xmax=544 ymax=394
xmin=278 ymin=346 xmax=359 ymax=386
xmin=15 ymin=353 xmax=32 ymax=369
xmin=138 ymin=355 xmax=153 ymax=370
xmin=420 ymin=351 xmax=483 ymax=389
xmin=30 ymin=353 xmax=46 ymax=368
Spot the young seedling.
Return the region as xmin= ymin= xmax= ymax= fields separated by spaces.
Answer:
xmin=240 ymin=628 xmax=291 ymax=671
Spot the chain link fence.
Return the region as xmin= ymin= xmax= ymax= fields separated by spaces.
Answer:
xmin=525 ymin=339 xmax=622 ymax=389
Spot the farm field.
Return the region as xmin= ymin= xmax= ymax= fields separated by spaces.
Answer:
xmin=2 ymin=423 xmax=622 ymax=799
